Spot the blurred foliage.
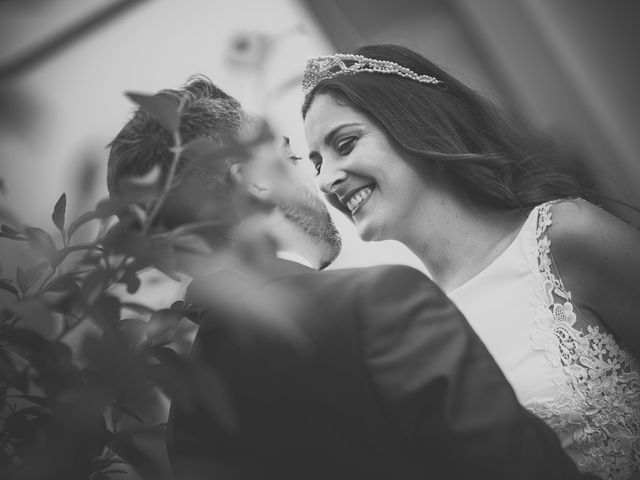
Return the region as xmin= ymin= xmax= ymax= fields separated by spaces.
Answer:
xmin=0 ymin=92 xmax=273 ymax=480
xmin=0 ymin=87 xmax=40 ymax=136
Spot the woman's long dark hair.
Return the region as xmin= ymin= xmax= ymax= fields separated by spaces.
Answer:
xmin=302 ymin=44 xmax=591 ymax=211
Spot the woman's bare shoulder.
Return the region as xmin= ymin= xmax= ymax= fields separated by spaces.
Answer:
xmin=546 ymin=198 xmax=639 ymax=251
xmin=546 ymin=198 xmax=640 ymax=352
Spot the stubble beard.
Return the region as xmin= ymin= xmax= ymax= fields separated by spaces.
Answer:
xmin=277 ymin=185 xmax=342 ymax=269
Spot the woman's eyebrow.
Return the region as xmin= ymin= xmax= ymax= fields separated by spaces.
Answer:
xmin=323 ymin=123 xmax=360 ymax=146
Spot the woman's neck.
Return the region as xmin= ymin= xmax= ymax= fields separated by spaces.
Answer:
xmin=400 ymin=200 xmax=528 ymax=293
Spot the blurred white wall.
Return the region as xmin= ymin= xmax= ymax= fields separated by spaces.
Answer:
xmin=302 ymin=0 xmax=640 ymax=223
xmin=0 ymin=0 xmax=426 ymax=289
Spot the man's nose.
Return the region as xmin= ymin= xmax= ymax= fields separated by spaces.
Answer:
xmin=318 ymin=164 xmax=347 ymax=194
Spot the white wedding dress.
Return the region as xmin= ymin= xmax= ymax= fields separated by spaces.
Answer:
xmin=448 ymin=200 xmax=640 ymax=480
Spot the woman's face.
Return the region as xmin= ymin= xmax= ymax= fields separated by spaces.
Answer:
xmin=304 ymin=93 xmax=443 ymax=242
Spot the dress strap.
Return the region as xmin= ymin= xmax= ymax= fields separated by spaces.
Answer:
xmin=534 ymin=200 xmax=572 ymax=305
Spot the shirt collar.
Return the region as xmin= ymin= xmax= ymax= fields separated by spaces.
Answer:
xmin=276 ymin=251 xmax=315 ymax=269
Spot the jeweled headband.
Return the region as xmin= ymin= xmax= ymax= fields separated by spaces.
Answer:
xmin=302 ymin=53 xmax=442 ymax=95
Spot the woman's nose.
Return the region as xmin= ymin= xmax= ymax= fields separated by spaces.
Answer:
xmin=317 ymin=164 xmax=347 ymax=194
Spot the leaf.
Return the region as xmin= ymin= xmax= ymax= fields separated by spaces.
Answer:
xmin=24 ymin=227 xmax=57 ymax=259
xmin=89 ymin=295 xmax=121 ymax=327
xmin=147 ymin=345 xmax=181 ymax=365
xmin=81 ymin=269 xmax=113 ymax=304
xmin=171 ymin=233 xmax=213 ymax=256
xmin=9 ymin=299 xmax=56 ymax=339
xmin=168 ymin=297 xmax=202 ymax=324
xmin=11 ymin=297 xmax=53 ymax=322
xmin=1 ymin=224 xmax=21 ymax=236
xmin=0 ymin=327 xmax=48 ymax=358
xmin=91 ymin=474 xmax=114 ymax=480
xmin=0 ymin=278 xmax=18 ymax=297
xmin=16 ymin=267 xmax=28 ymax=294
xmin=120 ymin=301 xmax=155 ymax=316
xmin=170 ymin=300 xmax=186 ymax=310
xmin=116 ymin=164 xmax=162 ymax=193
xmin=14 ymin=370 xmax=29 ymax=392
xmin=26 ymin=260 xmax=50 ymax=276
xmin=44 ymin=273 xmax=79 ymax=294
xmin=125 ymin=92 xmax=180 ymax=134
xmin=66 ymin=210 xmax=100 ymax=239
xmin=101 ymin=470 xmax=128 ymax=476
xmin=110 ymin=427 xmax=168 ymax=479
xmin=50 ymin=340 xmax=74 ymax=364
xmin=51 ymin=393 xmax=109 ymax=457
xmin=66 ymin=195 xmax=151 ymax=241
xmin=102 ymin=226 xmax=146 ymax=258
xmin=10 ymin=395 xmax=51 ymax=408
xmin=117 ymin=318 xmax=148 ymax=350
xmin=111 ymin=400 xmax=144 ymax=424
xmin=15 ymin=262 xmax=49 ymax=293
xmin=0 ymin=223 xmax=27 ymax=241
xmin=4 ymin=411 xmax=30 ymax=438
xmin=148 ymin=242 xmax=180 ymax=281
xmin=15 ymin=405 xmax=50 ymax=417
xmin=238 ymin=118 xmax=275 ymax=147
xmin=120 ymin=269 xmax=140 ymax=294
xmin=103 ymin=230 xmax=179 ymax=281
xmin=12 ymin=395 xmax=51 ymax=408
xmin=147 ymin=309 xmax=184 ymax=340
xmin=0 ymin=232 xmax=26 ymax=240
xmin=45 ymin=274 xmax=82 ymax=315
xmin=181 ymin=137 xmax=224 ymax=163
xmin=52 ymin=193 xmax=66 ymax=233
xmin=94 ymin=193 xmax=156 ymax=223
xmin=91 ymin=457 xmax=126 ymax=473
xmin=0 ymin=347 xmax=17 ymax=384
xmin=91 ymin=458 xmax=126 ymax=469
xmin=95 ymin=197 xmax=136 ymax=219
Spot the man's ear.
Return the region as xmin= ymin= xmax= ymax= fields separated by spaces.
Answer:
xmin=229 ymin=162 xmax=271 ymax=201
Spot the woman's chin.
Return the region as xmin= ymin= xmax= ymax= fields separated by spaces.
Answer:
xmin=356 ymin=220 xmax=380 ymax=242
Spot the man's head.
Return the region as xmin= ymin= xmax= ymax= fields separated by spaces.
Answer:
xmin=107 ymin=76 xmax=341 ymax=269
xmin=233 ymin=136 xmax=342 ymax=269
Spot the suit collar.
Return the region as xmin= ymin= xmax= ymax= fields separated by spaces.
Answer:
xmin=276 ymin=251 xmax=315 ymax=269
xmin=263 ymin=255 xmax=315 ymax=280
xmin=186 ymin=256 xmax=314 ymax=306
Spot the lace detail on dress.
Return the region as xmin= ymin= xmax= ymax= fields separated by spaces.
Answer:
xmin=528 ymin=201 xmax=640 ymax=480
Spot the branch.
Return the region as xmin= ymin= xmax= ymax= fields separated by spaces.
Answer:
xmin=143 ymin=130 xmax=183 ymax=234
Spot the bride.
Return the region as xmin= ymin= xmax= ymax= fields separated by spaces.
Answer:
xmin=301 ymin=44 xmax=640 ymax=480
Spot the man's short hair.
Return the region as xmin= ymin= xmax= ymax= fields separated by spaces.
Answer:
xmin=107 ymin=76 xmax=250 ymax=239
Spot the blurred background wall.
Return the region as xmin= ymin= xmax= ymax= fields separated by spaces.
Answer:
xmin=304 ymin=0 xmax=640 ymax=222
xmin=1 ymin=0 xmax=639 ymax=288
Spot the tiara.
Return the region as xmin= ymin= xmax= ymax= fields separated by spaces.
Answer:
xmin=302 ymin=53 xmax=442 ymax=95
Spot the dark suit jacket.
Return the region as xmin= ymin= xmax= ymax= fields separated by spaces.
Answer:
xmin=167 ymin=260 xmax=590 ymax=480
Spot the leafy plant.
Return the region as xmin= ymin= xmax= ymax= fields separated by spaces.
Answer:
xmin=0 ymin=92 xmax=257 ymax=480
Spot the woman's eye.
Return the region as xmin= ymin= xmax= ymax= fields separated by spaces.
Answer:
xmin=336 ymin=137 xmax=356 ymax=155
xmin=289 ymin=155 xmax=302 ymax=165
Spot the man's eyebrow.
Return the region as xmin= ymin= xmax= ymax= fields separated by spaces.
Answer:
xmin=308 ymin=122 xmax=361 ymax=162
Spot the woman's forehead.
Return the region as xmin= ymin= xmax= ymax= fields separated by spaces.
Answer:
xmin=304 ymin=95 xmax=367 ymax=137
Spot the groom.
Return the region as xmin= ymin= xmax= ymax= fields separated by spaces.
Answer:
xmin=107 ymin=77 xmax=593 ymax=480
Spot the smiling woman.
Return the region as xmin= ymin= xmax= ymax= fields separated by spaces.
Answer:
xmin=301 ymin=44 xmax=640 ymax=480
xmin=304 ymin=93 xmax=448 ymax=243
